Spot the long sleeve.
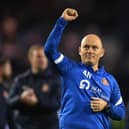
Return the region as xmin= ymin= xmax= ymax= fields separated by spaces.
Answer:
xmin=7 ymin=78 xmax=23 ymax=109
xmin=44 ymin=17 xmax=68 ymax=60
xmin=106 ymin=76 xmax=125 ymax=120
xmin=44 ymin=17 xmax=77 ymax=75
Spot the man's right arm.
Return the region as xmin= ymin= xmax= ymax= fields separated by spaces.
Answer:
xmin=44 ymin=17 xmax=68 ymax=62
xmin=44 ymin=8 xmax=78 ymax=74
xmin=44 ymin=8 xmax=78 ymax=59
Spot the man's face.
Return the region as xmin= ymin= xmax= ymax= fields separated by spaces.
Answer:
xmin=29 ymin=48 xmax=48 ymax=71
xmin=79 ymin=34 xmax=104 ymax=67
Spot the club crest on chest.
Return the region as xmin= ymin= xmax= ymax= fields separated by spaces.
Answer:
xmin=101 ymin=77 xmax=109 ymax=86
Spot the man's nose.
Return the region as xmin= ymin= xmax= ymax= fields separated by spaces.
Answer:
xmin=87 ymin=47 xmax=94 ymax=53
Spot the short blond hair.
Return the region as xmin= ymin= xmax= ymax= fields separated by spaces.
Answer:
xmin=28 ymin=44 xmax=43 ymax=57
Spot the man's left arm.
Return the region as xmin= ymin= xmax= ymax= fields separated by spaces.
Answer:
xmin=105 ymin=77 xmax=125 ymax=120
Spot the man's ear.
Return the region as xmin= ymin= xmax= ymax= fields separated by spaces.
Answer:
xmin=100 ymin=48 xmax=105 ymax=57
xmin=78 ymin=46 xmax=82 ymax=56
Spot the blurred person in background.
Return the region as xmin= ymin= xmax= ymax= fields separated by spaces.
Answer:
xmin=8 ymin=44 xmax=60 ymax=129
xmin=0 ymin=15 xmax=20 ymax=59
xmin=44 ymin=8 xmax=125 ymax=129
xmin=2 ymin=59 xmax=13 ymax=91
xmin=0 ymin=15 xmax=27 ymax=76
xmin=0 ymin=58 xmax=15 ymax=129
xmin=2 ymin=58 xmax=16 ymax=129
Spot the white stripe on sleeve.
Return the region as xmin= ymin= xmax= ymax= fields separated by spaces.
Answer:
xmin=115 ymin=97 xmax=123 ymax=106
xmin=54 ymin=54 xmax=64 ymax=64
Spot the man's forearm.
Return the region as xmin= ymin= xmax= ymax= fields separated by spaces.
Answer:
xmin=7 ymin=95 xmax=21 ymax=108
xmin=106 ymin=103 xmax=125 ymax=120
xmin=44 ymin=17 xmax=68 ymax=58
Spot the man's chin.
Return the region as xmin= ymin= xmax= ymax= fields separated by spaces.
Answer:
xmin=85 ymin=62 xmax=94 ymax=66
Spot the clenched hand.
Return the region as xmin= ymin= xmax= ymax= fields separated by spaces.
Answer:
xmin=61 ymin=8 xmax=78 ymax=21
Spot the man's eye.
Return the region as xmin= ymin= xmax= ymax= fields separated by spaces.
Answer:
xmin=84 ymin=46 xmax=89 ymax=49
xmin=93 ymin=46 xmax=98 ymax=50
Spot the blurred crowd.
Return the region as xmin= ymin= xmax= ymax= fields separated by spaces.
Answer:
xmin=0 ymin=0 xmax=129 ymax=102
xmin=0 ymin=0 xmax=129 ymax=129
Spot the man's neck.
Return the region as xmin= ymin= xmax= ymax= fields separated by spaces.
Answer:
xmin=32 ymin=68 xmax=40 ymax=74
xmin=31 ymin=68 xmax=47 ymax=74
xmin=92 ymin=65 xmax=99 ymax=72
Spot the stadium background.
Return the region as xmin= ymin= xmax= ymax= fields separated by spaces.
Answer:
xmin=0 ymin=0 xmax=129 ymax=128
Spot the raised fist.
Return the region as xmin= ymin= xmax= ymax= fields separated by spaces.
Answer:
xmin=61 ymin=8 xmax=78 ymax=21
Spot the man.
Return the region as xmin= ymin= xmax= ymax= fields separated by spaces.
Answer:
xmin=44 ymin=8 xmax=125 ymax=129
xmin=8 ymin=44 xmax=60 ymax=129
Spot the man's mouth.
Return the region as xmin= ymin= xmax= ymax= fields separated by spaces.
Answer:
xmin=86 ymin=55 xmax=94 ymax=59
